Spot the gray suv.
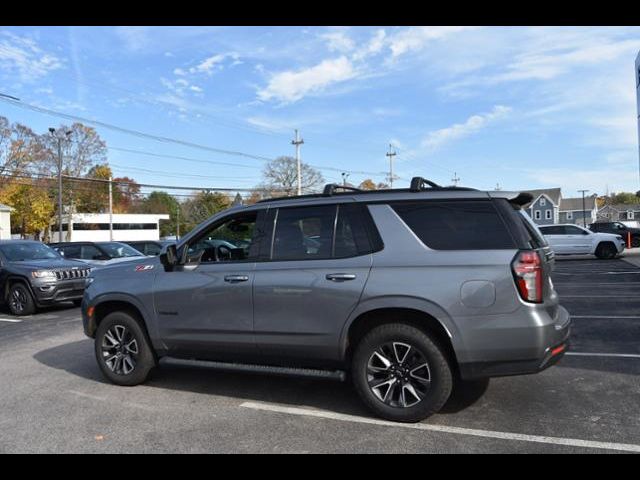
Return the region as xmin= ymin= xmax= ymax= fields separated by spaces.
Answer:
xmin=81 ymin=178 xmax=570 ymax=422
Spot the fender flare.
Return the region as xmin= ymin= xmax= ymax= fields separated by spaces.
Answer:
xmin=5 ymin=275 xmax=37 ymax=304
xmin=338 ymin=295 xmax=466 ymax=361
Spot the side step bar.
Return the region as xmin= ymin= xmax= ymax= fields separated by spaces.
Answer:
xmin=162 ymin=357 xmax=347 ymax=382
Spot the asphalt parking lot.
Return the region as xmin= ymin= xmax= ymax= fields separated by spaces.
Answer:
xmin=1 ymin=257 xmax=639 ymax=453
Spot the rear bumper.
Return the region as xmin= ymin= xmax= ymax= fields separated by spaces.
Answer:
xmin=458 ymin=305 xmax=571 ymax=380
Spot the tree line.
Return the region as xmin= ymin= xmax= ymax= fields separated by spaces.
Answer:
xmin=0 ymin=115 xmax=390 ymax=240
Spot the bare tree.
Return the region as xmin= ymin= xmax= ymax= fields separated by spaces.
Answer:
xmin=262 ymin=156 xmax=324 ymax=196
xmin=0 ymin=116 xmax=47 ymax=188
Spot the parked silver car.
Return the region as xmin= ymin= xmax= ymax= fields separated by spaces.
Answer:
xmin=81 ymin=178 xmax=570 ymax=422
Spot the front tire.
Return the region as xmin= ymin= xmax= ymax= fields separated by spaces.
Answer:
xmin=351 ymin=323 xmax=453 ymax=423
xmin=94 ymin=311 xmax=155 ymax=386
xmin=7 ymin=283 xmax=36 ymax=316
xmin=595 ymin=242 xmax=617 ymax=259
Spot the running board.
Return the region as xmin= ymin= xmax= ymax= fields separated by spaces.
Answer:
xmin=162 ymin=357 xmax=347 ymax=382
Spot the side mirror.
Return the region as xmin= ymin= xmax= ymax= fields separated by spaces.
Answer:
xmin=160 ymin=244 xmax=178 ymax=271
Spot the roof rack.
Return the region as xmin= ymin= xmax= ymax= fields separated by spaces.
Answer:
xmin=409 ymin=177 xmax=442 ymax=192
xmin=322 ymin=184 xmax=363 ymax=196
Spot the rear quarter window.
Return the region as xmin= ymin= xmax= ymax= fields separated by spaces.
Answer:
xmin=390 ymin=200 xmax=517 ymax=250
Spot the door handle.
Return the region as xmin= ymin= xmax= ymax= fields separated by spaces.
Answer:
xmin=224 ymin=275 xmax=249 ymax=283
xmin=326 ymin=273 xmax=357 ymax=282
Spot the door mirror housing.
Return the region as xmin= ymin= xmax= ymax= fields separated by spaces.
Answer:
xmin=160 ymin=244 xmax=178 ymax=271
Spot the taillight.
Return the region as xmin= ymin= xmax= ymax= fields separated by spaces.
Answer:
xmin=512 ymin=250 xmax=543 ymax=303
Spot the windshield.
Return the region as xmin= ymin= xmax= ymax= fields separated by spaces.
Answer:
xmin=96 ymin=242 xmax=144 ymax=258
xmin=0 ymin=243 xmax=61 ymax=261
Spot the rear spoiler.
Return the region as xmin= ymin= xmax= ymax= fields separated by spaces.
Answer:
xmin=488 ymin=191 xmax=534 ymax=207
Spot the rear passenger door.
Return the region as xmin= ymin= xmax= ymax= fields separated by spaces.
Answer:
xmin=539 ymin=226 xmax=568 ymax=254
xmin=252 ymin=203 xmax=376 ymax=362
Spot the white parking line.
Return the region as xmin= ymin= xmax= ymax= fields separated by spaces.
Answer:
xmin=0 ymin=318 xmax=22 ymax=323
xmin=240 ymin=402 xmax=640 ymax=453
xmin=571 ymin=315 xmax=640 ymax=319
xmin=566 ymin=352 xmax=640 ymax=359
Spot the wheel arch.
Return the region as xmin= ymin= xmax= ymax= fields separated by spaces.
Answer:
xmin=341 ymin=297 xmax=465 ymax=371
xmin=4 ymin=275 xmax=36 ymax=303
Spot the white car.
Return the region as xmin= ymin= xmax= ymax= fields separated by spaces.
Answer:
xmin=538 ymin=224 xmax=625 ymax=259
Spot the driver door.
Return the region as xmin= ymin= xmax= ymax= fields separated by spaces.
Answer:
xmin=153 ymin=209 xmax=266 ymax=359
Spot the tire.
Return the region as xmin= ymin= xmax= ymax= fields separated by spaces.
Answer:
xmin=94 ymin=311 xmax=155 ymax=386
xmin=632 ymin=237 xmax=640 ymax=249
xmin=351 ymin=323 xmax=453 ymax=423
xmin=7 ymin=282 xmax=36 ymax=316
xmin=72 ymin=299 xmax=82 ymax=307
xmin=595 ymin=242 xmax=617 ymax=260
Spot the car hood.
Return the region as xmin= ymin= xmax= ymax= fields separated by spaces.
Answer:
xmin=81 ymin=256 xmax=145 ymax=267
xmin=11 ymin=258 xmax=90 ymax=270
xmin=594 ymin=232 xmax=626 ymax=241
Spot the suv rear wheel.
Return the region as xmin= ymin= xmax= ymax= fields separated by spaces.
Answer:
xmin=595 ymin=242 xmax=617 ymax=260
xmin=352 ymin=323 xmax=453 ymax=423
xmin=95 ymin=311 xmax=155 ymax=386
xmin=7 ymin=283 xmax=36 ymax=316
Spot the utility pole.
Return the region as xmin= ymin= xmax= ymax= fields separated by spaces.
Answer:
xmin=49 ymin=128 xmax=71 ymax=242
xmin=578 ymin=189 xmax=590 ymax=227
xmin=176 ymin=204 xmax=180 ymax=239
xmin=291 ymin=129 xmax=304 ymax=196
xmin=495 ymin=183 xmax=502 ymax=191
xmin=341 ymin=172 xmax=350 ymax=186
xmin=451 ymin=172 xmax=460 ymax=186
xmin=386 ymin=144 xmax=397 ymax=189
xmin=108 ymin=176 xmax=114 ymax=241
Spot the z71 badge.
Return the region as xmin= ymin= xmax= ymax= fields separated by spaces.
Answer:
xmin=134 ymin=265 xmax=154 ymax=272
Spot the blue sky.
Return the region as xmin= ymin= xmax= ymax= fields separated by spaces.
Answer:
xmin=1 ymin=26 xmax=640 ymax=198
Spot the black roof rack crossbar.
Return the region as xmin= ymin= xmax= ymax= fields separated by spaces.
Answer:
xmin=409 ymin=177 xmax=442 ymax=192
xmin=322 ymin=184 xmax=364 ymax=196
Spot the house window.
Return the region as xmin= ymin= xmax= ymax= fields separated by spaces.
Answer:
xmin=539 ymin=197 xmax=546 ymax=207
xmin=567 ymin=211 xmax=573 ymax=220
xmin=534 ymin=210 xmax=541 ymax=220
xmin=628 ymin=211 xmax=635 ymax=220
xmin=545 ymin=210 xmax=552 ymax=220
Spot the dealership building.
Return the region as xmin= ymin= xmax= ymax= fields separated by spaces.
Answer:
xmin=50 ymin=213 xmax=170 ymax=243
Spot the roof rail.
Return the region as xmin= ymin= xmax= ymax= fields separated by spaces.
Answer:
xmin=322 ymin=183 xmax=364 ymax=196
xmin=409 ymin=177 xmax=442 ymax=192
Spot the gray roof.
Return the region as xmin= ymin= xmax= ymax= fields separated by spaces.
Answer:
xmin=522 ymin=188 xmax=562 ymax=208
xmin=0 ymin=203 xmax=13 ymax=212
xmin=599 ymin=203 xmax=640 ymax=212
xmin=560 ymin=197 xmax=597 ymax=211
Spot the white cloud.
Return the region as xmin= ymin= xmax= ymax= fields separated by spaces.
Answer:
xmin=187 ymin=52 xmax=239 ymax=75
xmin=0 ymin=32 xmax=64 ymax=81
xmin=321 ymin=30 xmax=355 ymax=53
xmin=257 ymin=56 xmax=358 ymax=103
xmin=388 ymin=26 xmax=478 ymax=58
xmin=422 ymin=105 xmax=512 ymax=150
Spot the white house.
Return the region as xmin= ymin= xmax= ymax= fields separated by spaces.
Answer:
xmin=50 ymin=213 xmax=170 ymax=243
xmin=0 ymin=203 xmax=12 ymax=240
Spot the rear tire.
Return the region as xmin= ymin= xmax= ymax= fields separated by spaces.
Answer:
xmin=595 ymin=242 xmax=617 ymax=260
xmin=632 ymin=237 xmax=640 ymax=249
xmin=351 ymin=323 xmax=453 ymax=423
xmin=94 ymin=311 xmax=155 ymax=386
xmin=7 ymin=282 xmax=36 ymax=316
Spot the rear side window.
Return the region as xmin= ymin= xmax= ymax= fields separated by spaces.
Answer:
xmin=391 ymin=200 xmax=516 ymax=250
xmin=539 ymin=225 xmax=563 ymax=235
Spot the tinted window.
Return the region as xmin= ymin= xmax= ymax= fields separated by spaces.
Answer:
xmin=144 ymin=243 xmax=163 ymax=256
xmin=539 ymin=226 xmax=564 ymax=235
xmin=273 ymin=205 xmax=336 ymax=260
xmin=96 ymin=242 xmax=144 ymax=258
xmin=61 ymin=245 xmax=81 ymax=258
xmin=81 ymin=245 xmax=104 ymax=260
xmin=564 ymin=226 xmax=586 ymax=235
xmin=187 ymin=212 xmax=259 ymax=263
xmin=391 ymin=201 xmax=516 ymax=250
xmin=334 ymin=204 xmax=376 ymax=257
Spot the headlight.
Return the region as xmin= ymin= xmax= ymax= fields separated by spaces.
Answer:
xmin=31 ymin=270 xmax=57 ymax=279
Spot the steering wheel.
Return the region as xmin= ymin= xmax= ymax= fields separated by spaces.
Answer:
xmin=216 ymin=244 xmax=233 ymax=261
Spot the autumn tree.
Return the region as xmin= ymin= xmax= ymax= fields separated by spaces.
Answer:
xmin=0 ymin=182 xmax=54 ymax=239
xmin=262 ymin=156 xmax=324 ymax=196
xmin=0 ymin=116 xmax=48 ymax=188
xmin=133 ymin=191 xmax=182 ymax=237
xmin=358 ymin=179 xmax=389 ymax=190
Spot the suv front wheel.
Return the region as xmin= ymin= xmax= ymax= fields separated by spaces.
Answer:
xmin=7 ymin=282 xmax=36 ymax=316
xmin=95 ymin=311 xmax=155 ymax=386
xmin=352 ymin=323 xmax=453 ymax=423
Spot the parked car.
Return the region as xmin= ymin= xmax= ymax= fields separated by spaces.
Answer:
xmin=589 ymin=222 xmax=640 ymax=248
xmin=81 ymin=178 xmax=570 ymax=423
xmin=0 ymin=240 xmax=91 ymax=315
xmin=50 ymin=241 xmax=145 ymax=267
xmin=123 ymin=240 xmax=173 ymax=256
xmin=538 ymin=224 xmax=625 ymax=259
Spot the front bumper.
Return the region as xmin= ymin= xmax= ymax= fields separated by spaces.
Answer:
xmin=31 ymin=278 xmax=85 ymax=305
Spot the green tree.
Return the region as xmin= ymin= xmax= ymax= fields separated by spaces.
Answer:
xmin=133 ymin=191 xmax=182 ymax=237
xmin=182 ymin=191 xmax=231 ymax=232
